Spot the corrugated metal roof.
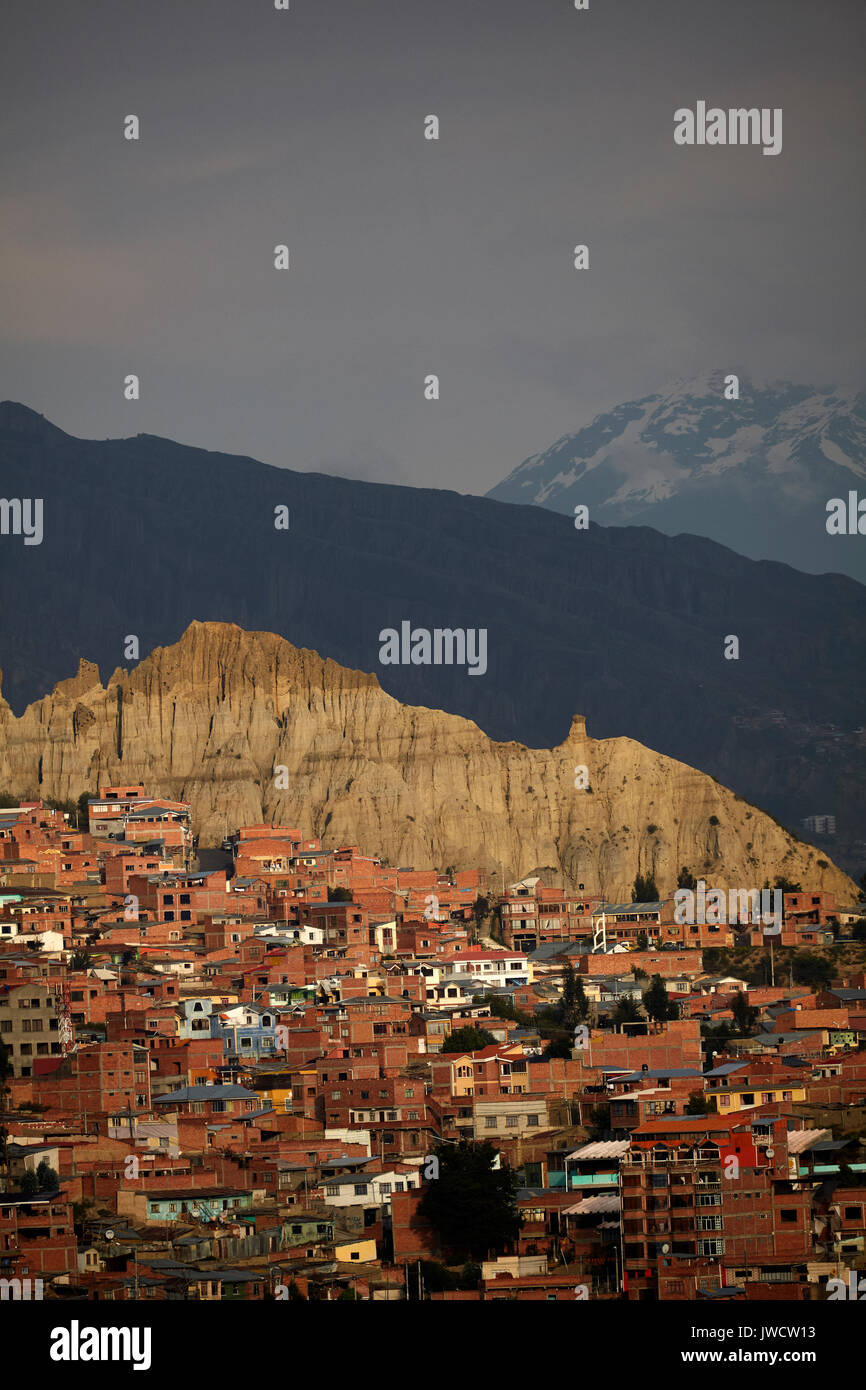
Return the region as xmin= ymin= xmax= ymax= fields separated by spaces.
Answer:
xmin=563 ymin=1194 xmax=621 ymax=1216
xmin=787 ymin=1128 xmax=831 ymax=1154
xmin=567 ymin=1139 xmax=631 ymax=1160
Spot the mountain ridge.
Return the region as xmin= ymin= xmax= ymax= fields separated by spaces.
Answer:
xmin=0 ymin=619 xmax=854 ymax=903
xmin=1 ymin=401 xmax=864 ymax=871
xmin=486 ymin=375 xmax=866 ymax=583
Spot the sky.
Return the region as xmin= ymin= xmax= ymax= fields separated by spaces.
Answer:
xmin=1 ymin=0 xmax=864 ymax=493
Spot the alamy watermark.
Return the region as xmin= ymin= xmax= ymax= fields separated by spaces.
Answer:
xmin=674 ymin=880 xmax=782 ymax=934
xmin=674 ymin=103 xmax=782 ymax=157
xmin=378 ymin=622 xmax=487 ymax=676
xmin=826 ymin=492 xmax=866 ymax=535
xmin=0 ymin=1276 xmax=43 ymax=1300
xmin=49 ymin=1322 xmax=151 ymax=1370
xmin=0 ymin=498 xmax=42 ymax=545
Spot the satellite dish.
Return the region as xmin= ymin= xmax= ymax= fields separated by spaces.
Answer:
xmin=765 ymin=1148 xmax=775 ymax=1159
xmin=104 ymin=1228 xmax=115 ymax=1242
xmin=661 ymin=1243 xmax=671 ymax=1254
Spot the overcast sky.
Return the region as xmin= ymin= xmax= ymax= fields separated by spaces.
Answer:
xmin=1 ymin=0 xmax=864 ymax=493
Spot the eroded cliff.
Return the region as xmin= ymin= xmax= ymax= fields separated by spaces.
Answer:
xmin=0 ymin=621 xmax=854 ymax=900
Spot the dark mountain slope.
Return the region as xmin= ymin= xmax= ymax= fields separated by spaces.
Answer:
xmin=1 ymin=400 xmax=864 ymax=865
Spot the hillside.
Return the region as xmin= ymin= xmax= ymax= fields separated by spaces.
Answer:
xmin=1 ymin=400 xmax=864 ymax=865
xmin=0 ymin=621 xmax=855 ymax=902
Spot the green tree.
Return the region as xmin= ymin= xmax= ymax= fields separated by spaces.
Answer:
xmin=792 ymin=951 xmax=834 ymax=989
xmin=560 ymin=961 xmax=588 ymax=1027
xmin=612 ymin=996 xmax=642 ymax=1027
xmin=36 ymin=1160 xmax=59 ymax=1191
xmin=72 ymin=1199 xmax=94 ymax=1235
xmin=472 ymin=994 xmax=533 ymax=1027
xmin=731 ymin=990 xmax=758 ymax=1036
xmin=472 ymin=895 xmax=490 ymax=935
xmin=587 ymin=1104 xmax=610 ymax=1135
xmin=702 ymin=1020 xmax=733 ymax=1066
xmin=632 ymin=873 xmax=659 ymax=902
xmin=418 ymin=1140 xmax=520 ymax=1261
xmin=541 ymin=1036 xmax=574 ymax=1060
xmin=405 ymin=1260 xmax=456 ymax=1297
xmin=20 ymin=1169 xmax=39 ymax=1198
xmin=642 ymin=974 xmax=674 ymax=1023
xmin=440 ymin=1025 xmax=496 ymax=1054
xmin=677 ymin=867 xmax=697 ymax=891
xmin=685 ymin=1091 xmax=712 ymax=1115
xmin=327 ymin=886 xmax=353 ymax=902
xmin=774 ymin=876 xmax=801 ymax=894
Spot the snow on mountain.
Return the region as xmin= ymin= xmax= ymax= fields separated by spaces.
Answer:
xmin=486 ymin=375 xmax=866 ymax=582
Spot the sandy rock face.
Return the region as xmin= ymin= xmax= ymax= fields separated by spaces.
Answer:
xmin=0 ymin=621 xmax=854 ymax=901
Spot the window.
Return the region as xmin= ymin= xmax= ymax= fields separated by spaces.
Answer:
xmin=485 ymin=1116 xmax=498 ymax=1128
xmin=353 ymin=1184 xmax=368 ymax=1196
xmin=527 ymin=1114 xmax=539 ymax=1126
xmin=506 ymin=1115 xmax=518 ymax=1128
xmin=780 ymin=1209 xmax=798 ymax=1223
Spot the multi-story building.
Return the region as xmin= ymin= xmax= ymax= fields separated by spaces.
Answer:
xmin=0 ymin=981 xmax=64 ymax=1076
xmin=620 ymin=1110 xmax=816 ymax=1299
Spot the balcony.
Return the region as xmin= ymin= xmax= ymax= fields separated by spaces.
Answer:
xmin=568 ymin=1172 xmax=619 ymax=1189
